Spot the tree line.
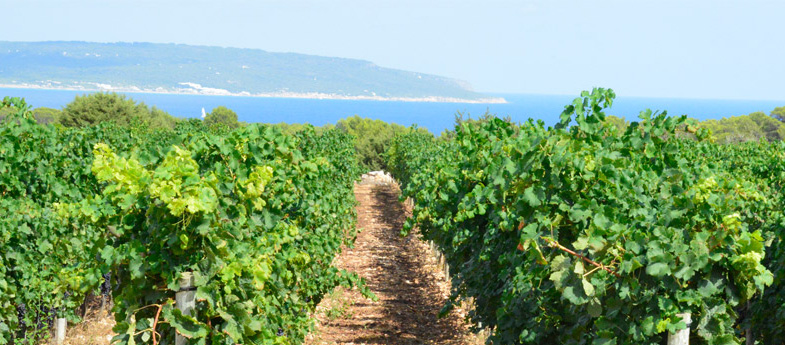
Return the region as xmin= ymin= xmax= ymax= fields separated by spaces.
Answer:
xmin=2 ymin=91 xmax=784 ymax=174
xmin=607 ymin=106 xmax=785 ymax=143
xmin=0 ymin=92 xmax=429 ymax=172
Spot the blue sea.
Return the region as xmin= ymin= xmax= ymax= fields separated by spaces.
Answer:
xmin=2 ymin=87 xmax=784 ymax=134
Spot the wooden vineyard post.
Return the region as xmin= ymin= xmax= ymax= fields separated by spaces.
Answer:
xmin=426 ymin=240 xmax=450 ymax=281
xmin=55 ymin=317 xmax=66 ymax=344
xmin=667 ymin=313 xmax=691 ymax=345
xmin=175 ymin=272 xmax=195 ymax=345
xmin=746 ymin=300 xmax=753 ymax=345
xmin=441 ymin=253 xmax=446 ymax=275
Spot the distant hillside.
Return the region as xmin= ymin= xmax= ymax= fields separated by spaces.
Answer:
xmin=0 ymin=41 xmax=503 ymax=103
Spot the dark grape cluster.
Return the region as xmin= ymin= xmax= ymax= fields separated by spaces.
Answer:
xmin=35 ymin=305 xmax=47 ymax=329
xmin=47 ymin=306 xmax=57 ymax=327
xmin=13 ymin=302 xmax=60 ymax=341
xmin=100 ymin=272 xmax=112 ymax=296
xmin=114 ymin=271 xmax=122 ymax=292
xmin=35 ymin=309 xmax=43 ymax=330
xmin=276 ymin=328 xmax=284 ymax=337
xmin=16 ymin=303 xmax=26 ymax=329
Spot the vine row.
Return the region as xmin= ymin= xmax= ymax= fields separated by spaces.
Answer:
xmin=386 ymin=89 xmax=776 ymax=344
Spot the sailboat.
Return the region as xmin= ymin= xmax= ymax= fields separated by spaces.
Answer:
xmin=201 ymin=107 xmax=207 ymax=119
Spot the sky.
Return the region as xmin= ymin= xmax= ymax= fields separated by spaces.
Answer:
xmin=1 ymin=0 xmax=784 ymax=100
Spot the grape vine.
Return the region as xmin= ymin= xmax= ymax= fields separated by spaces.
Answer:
xmin=387 ymin=89 xmax=775 ymax=344
xmin=1 ymin=97 xmax=372 ymax=344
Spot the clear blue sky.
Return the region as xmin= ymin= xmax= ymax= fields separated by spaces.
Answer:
xmin=2 ymin=0 xmax=784 ymax=100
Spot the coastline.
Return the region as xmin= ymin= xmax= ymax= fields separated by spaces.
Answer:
xmin=0 ymin=83 xmax=508 ymax=104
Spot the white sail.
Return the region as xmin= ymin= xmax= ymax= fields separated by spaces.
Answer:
xmin=201 ymin=107 xmax=207 ymax=119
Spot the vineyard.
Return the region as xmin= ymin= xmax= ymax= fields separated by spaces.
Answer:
xmin=386 ymin=89 xmax=785 ymax=344
xmin=3 ymin=88 xmax=785 ymax=345
xmin=0 ymin=97 xmax=371 ymax=344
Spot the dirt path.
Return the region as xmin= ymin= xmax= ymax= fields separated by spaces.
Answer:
xmin=306 ymin=182 xmax=481 ymax=345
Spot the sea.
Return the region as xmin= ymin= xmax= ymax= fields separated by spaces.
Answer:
xmin=2 ymin=87 xmax=784 ymax=134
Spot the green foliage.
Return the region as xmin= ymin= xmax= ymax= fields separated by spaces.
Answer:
xmin=676 ymin=139 xmax=785 ymax=343
xmin=270 ymin=122 xmax=335 ymax=136
xmin=269 ymin=116 xmax=416 ymax=172
xmin=699 ymin=112 xmax=785 ymax=143
xmin=0 ymin=97 xmax=178 ymax=343
xmin=1 ymin=97 xmax=370 ymax=344
xmin=0 ymin=106 xmax=61 ymax=125
xmin=79 ymin=125 xmax=370 ymax=344
xmin=770 ymin=106 xmax=785 ymax=122
xmin=60 ymin=92 xmax=178 ymax=129
xmin=605 ymin=114 xmax=629 ymax=132
xmin=204 ymin=106 xmax=239 ymax=129
xmin=438 ymin=111 xmax=508 ymax=140
xmin=149 ymin=106 xmax=178 ymax=130
xmin=0 ymin=107 xmax=10 ymax=123
xmin=336 ymin=115 xmax=424 ymax=172
xmin=387 ymin=89 xmax=774 ymax=345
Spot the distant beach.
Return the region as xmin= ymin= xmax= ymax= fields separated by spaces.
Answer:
xmin=0 ymin=83 xmax=508 ymax=104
